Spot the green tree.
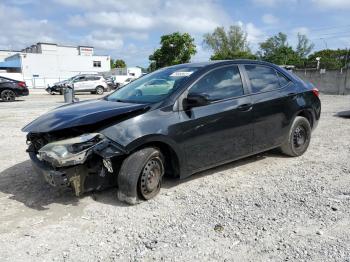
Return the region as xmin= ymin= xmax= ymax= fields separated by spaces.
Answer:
xmin=258 ymin=32 xmax=303 ymax=65
xmin=114 ymin=59 xmax=127 ymax=68
xmin=296 ymin=33 xmax=314 ymax=58
xmin=148 ymin=32 xmax=197 ymax=70
xmin=110 ymin=58 xmax=115 ymax=69
xmin=307 ymin=49 xmax=349 ymax=70
xmin=258 ymin=32 xmax=315 ymax=67
xmin=203 ymin=25 xmax=256 ymax=60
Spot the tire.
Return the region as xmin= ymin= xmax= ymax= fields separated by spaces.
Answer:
xmin=280 ymin=116 xmax=311 ymax=157
xmin=1 ymin=89 xmax=16 ymax=102
xmin=96 ymin=86 xmax=104 ymax=95
xmin=117 ymin=147 xmax=164 ymax=205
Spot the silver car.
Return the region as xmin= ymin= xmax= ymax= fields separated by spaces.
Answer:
xmin=70 ymin=75 xmax=108 ymax=94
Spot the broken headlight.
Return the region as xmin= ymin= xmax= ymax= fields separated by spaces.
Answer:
xmin=38 ymin=133 xmax=104 ymax=167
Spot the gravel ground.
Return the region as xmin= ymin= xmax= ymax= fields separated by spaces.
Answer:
xmin=0 ymin=92 xmax=349 ymax=261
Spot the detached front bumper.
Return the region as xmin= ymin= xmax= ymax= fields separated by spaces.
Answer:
xmin=29 ymin=151 xmax=86 ymax=193
xmin=27 ymin=136 xmax=126 ymax=196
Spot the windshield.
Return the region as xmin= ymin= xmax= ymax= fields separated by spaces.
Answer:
xmin=106 ymin=66 xmax=200 ymax=103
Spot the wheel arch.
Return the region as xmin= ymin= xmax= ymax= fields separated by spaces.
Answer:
xmin=296 ymin=108 xmax=314 ymax=128
xmin=125 ymin=135 xmax=183 ymax=178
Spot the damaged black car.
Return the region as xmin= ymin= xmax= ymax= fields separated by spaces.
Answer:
xmin=23 ymin=60 xmax=321 ymax=204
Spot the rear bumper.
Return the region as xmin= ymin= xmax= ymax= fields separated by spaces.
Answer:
xmin=17 ymin=88 xmax=29 ymax=96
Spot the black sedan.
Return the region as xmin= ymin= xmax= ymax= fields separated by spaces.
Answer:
xmin=23 ymin=60 xmax=321 ymax=204
xmin=0 ymin=76 xmax=29 ymax=102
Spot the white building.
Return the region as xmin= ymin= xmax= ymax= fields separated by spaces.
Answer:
xmin=0 ymin=43 xmax=111 ymax=88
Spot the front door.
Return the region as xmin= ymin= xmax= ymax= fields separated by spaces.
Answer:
xmin=73 ymin=76 xmax=86 ymax=91
xmin=176 ymin=65 xmax=254 ymax=174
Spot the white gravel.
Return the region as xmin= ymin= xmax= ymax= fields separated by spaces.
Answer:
xmin=0 ymin=93 xmax=349 ymax=261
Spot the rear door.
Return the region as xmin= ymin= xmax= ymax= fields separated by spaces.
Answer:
xmin=84 ymin=76 xmax=99 ymax=91
xmin=176 ymin=65 xmax=254 ymax=173
xmin=242 ymin=64 xmax=295 ymax=152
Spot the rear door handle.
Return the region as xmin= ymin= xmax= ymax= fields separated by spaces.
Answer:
xmin=237 ymin=103 xmax=253 ymax=112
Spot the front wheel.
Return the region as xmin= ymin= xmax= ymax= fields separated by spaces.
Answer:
xmin=1 ymin=89 xmax=16 ymax=102
xmin=96 ymin=86 xmax=104 ymax=95
xmin=117 ymin=147 xmax=164 ymax=205
xmin=280 ymin=116 xmax=311 ymax=157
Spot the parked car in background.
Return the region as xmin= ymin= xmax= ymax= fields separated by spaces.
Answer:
xmin=105 ymin=76 xmax=118 ymax=90
xmin=121 ymin=77 xmax=136 ymax=87
xmin=23 ymin=60 xmax=321 ymax=205
xmin=70 ymin=75 xmax=108 ymax=94
xmin=46 ymin=77 xmax=76 ymax=95
xmin=46 ymin=74 xmax=108 ymax=95
xmin=0 ymin=76 xmax=29 ymax=102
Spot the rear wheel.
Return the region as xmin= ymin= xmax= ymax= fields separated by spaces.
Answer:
xmin=280 ymin=116 xmax=311 ymax=157
xmin=1 ymin=89 xmax=16 ymax=102
xmin=96 ymin=86 xmax=104 ymax=95
xmin=117 ymin=147 xmax=164 ymax=205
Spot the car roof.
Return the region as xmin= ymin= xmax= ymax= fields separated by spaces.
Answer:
xmin=166 ymin=60 xmax=301 ymax=83
xmin=167 ymin=59 xmax=281 ymax=69
xmin=0 ymin=76 xmax=18 ymax=81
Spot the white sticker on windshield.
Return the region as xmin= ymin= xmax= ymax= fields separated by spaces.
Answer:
xmin=170 ymin=71 xmax=193 ymax=77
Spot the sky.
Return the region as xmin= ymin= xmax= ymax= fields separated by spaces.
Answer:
xmin=1 ymin=0 xmax=350 ymax=67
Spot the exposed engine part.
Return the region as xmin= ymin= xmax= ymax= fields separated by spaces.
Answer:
xmin=103 ymin=159 xmax=113 ymax=173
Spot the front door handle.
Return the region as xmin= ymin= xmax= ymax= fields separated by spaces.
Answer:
xmin=238 ymin=103 xmax=253 ymax=112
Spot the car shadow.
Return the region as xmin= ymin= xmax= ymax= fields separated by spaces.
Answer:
xmin=0 ymin=99 xmax=25 ymax=103
xmin=0 ymin=160 xmax=130 ymax=210
xmin=335 ymin=110 xmax=350 ymax=118
xmin=0 ymin=150 xmax=286 ymax=210
xmin=0 ymin=160 xmax=80 ymax=210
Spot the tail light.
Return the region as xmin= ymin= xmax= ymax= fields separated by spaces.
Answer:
xmin=312 ymin=88 xmax=319 ymax=97
xmin=17 ymin=81 xmax=26 ymax=88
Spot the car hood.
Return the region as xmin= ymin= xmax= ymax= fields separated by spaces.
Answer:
xmin=53 ymin=79 xmax=68 ymax=86
xmin=22 ymin=99 xmax=148 ymax=133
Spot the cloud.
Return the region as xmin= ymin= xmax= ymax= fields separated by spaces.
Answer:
xmin=83 ymin=30 xmax=124 ymax=50
xmin=252 ymin=0 xmax=297 ymax=7
xmin=242 ymin=22 xmax=265 ymax=45
xmin=311 ymin=0 xmax=350 ymax=9
xmin=262 ymin=14 xmax=279 ymax=25
xmin=0 ymin=4 xmax=60 ymax=50
xmin=292 ymin=27 xmax=310 ymax=35
xmin=66 ymin=0 xmax=231 ymax=35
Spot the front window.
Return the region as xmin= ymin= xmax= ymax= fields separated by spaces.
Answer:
xmin=107 ymin=66 xmax=200 ymax=103
xmin=189 ymin=65 xmax=244 ymax=101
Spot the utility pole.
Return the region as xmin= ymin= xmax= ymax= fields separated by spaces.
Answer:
xmin=344 ymin=48 xmax=349 ymax=95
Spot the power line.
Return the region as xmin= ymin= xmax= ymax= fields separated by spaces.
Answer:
xmin=306 ymin=24 xmax=350 ymax=32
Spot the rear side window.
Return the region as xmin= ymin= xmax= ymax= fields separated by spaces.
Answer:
xmin=189 ymin=65 xmax=244 ymax=101
xmin=277 ymin=72 xmax=291 ymax=87
xmin=244 ymin=65 xmax=280 ymax=93
xmin=0 ymin=77 xmax=11 ymax=83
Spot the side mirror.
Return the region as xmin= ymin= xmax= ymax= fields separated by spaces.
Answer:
xmin=183 ymin=93 xmax=210 ymax=110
